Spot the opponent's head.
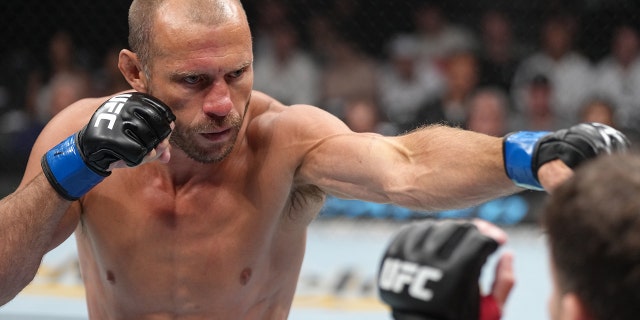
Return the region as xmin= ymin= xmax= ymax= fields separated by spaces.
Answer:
xmin=120 ymin=0 xmax=253 ymax=163
xmin=542 ymin=153 xmax=640 ymax=320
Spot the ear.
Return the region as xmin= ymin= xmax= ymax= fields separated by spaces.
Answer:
xmin=118 ymin=49 xmax=148 ymax=93
xmin=560 ymin=293 xmax=593 ymax=320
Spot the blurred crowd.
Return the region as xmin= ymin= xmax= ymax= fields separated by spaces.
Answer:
xmin=1 ymin=0 xmax=639 ymax=188
xmin=248 ymin=0 xmax=640 ymax=140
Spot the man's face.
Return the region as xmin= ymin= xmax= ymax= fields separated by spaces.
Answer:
xmin=547 ymin=251 xmax=570 ymax=320
xmin=144 ymin=5 xmax=254 ymax=163
xmin=548 ymin=264 xmax=563 ymax=320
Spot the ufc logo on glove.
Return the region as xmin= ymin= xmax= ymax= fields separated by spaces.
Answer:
xmin=41 ymin=92 xmax=175 ymax=201
xmin=93 ymin=94 xmax=133 ymax=130
xmin=378 ymin=258 xmax=443 ymax=301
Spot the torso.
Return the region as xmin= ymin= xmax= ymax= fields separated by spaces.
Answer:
xmin=73 ymin=93 xmax=326 ymax=319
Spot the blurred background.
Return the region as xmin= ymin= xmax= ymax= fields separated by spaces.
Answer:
xmin=0 ymin=0 xmax=639 ymax=319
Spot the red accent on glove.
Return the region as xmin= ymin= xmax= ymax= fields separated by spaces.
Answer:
xmin=480 ymin=295 xmax=502 ymax=320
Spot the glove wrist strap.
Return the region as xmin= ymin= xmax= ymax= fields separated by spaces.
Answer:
xmin=41 ymin=134 xmax=108 ymax=201
xmin=503 ymin=131 xmax=550 ymax=191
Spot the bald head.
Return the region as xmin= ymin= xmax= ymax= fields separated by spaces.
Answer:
xmin=128 ymin=0 xmax=246 ymax=71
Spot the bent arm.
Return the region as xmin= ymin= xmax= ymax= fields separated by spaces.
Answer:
xmin=0 ymin=101 xmax=91 ymax=305
xmin=300 ymin=124 xmax=519 ymax=211
xmin=0 ymin=175 xmax=76 ymax=304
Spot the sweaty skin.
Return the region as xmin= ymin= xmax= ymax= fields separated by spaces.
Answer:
xmin=4 ymin=0 xmax=569 ymax=319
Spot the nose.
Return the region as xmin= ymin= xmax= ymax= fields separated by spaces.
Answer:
xmin=202 ymin=81 xmax=233 ymax=117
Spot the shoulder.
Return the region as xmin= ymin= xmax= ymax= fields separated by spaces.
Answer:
xmin=248 ymin=90 xmax=350 ymax=137
xmin=18 ymin=94 xmax=119 ymax=188
xmin=245 ymin=90 xmax=352 ymax=159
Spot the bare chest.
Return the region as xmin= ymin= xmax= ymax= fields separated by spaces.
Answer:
xmin=75 ymin=167 xmax=324 ymax=317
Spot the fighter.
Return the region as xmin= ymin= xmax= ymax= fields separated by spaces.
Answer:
xmin=0 ymin=0 xmax=630 ymax=319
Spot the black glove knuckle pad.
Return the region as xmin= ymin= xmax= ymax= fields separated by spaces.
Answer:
xmin=533 ymin=122 xmax=630 ymax=174
xmin=78 ymin=92 xmax=174 ymax=172
xmin=126 ymin=109 xmax=160 ymax=145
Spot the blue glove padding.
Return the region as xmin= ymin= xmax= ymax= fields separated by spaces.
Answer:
xmin=41 ymin=134 xmax=107 ymax=201
xmin=502 ymin=131 xmax=549 ymax=190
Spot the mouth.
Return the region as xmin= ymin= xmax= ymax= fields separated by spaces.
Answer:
xmin=200 ymin=128 xmax=232 ymax=142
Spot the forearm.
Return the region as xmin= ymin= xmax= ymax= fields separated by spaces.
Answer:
xmin=390 ymin=125 xmax=519 ymax=211
xmin=0 ymin=174 xmax=72 ymax=304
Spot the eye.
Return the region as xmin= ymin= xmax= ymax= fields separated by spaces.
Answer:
xmin=228 ymin=67 xmax=247 ymax=80
xmin=183 ymin=75 xmax=201 ymax=85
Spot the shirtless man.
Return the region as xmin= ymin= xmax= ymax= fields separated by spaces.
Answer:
xmin=0 ymin=0 xmax=629 ymax=319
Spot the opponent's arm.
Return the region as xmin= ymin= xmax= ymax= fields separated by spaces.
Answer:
xmin=378 ymin=219 xmax=513 ymax=320
xmin=0 ymin=92 xmax=174 ymax=305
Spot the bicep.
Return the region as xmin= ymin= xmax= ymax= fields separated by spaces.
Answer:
xmin=277 ymin=104 xmax=412 ymax=203
xmin=16 ymin=105 xmax=87 ymax=251
xmin=297 ymin=132 xmax=409 ymax=202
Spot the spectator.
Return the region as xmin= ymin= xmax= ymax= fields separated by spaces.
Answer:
xmin=416 ymin=50 xmax=480 ymax=129
xmin=32 ymin=30 xmax=92 ymax=125
xmin=512 ymin=15 xmax=594 ymax=128
xmin=92 ymin=45 xmax=132 ymax=97
xmin=377 ymin=34 xmax=445 ymax=133
xmin=477 ymin=9 xmax=524 ymax=94
xmin=592 ymin=24 xmax=640 ymax=135
xmin=253 ymin=22 xmax=320 ymax=105
xmin=48 ymin=73 xmax=91 ymax=118
xmin=250 ymin=0 xmax=290 ymax=56
xmin=411 ymin=2 xmax=477 ymax=66
xmin=465 ymin=88 xmax=510 ymax=137
xmin=438 ymin=50 xmax=480 ymax=127
xmin=578 ymin=97 xmax=617 ymax=128
xmin=342 ymin=97 xmax=397 ymax=136
xmin=307 ymin=14 xmax=339 ymax=65
xmin=319 ymin=34 xmax=379 ymax=117
xmin=513 ymin=74 xmax=564 ymax=131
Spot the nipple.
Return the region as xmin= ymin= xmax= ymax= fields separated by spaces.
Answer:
xmin=239 ymin=268 xmax=252 ymax=286
xmin=106 ymin=270 xmax=116 ymax=284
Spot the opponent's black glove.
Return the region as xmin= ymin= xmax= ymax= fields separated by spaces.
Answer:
xmin=503 ymin=122 xmax=630 ymax=190
xmin=42 ymin=92 xmax=175 ymax=200
xmin=378 ymin=219 xmax=499 ymax=320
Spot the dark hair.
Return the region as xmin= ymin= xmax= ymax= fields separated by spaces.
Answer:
xmin=542 ymin=153 xmax=640 ymax=320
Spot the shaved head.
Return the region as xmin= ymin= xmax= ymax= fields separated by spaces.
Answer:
xmin=128 ymin=0 xmax=246 ymax=74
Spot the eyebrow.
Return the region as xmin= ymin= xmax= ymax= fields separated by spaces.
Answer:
xmin=169 ymin=71 xmax=201 ymax=82
xmin=236 ymin=61 xmax=253 ymax=71
xmin=169 ymin=61 xmax=252 ymax=79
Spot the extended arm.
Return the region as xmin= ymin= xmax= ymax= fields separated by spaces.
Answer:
xmin=300 ymin=124 xmax=517 ymax=211
xmin=293 ymin=104 xmax=629 ymax=211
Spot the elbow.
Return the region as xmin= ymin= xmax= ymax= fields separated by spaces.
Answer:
xmin=0 ymin=265 xmax=39 ymax=306
xmin=0 ymin=291 xmax=19 ymax=308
